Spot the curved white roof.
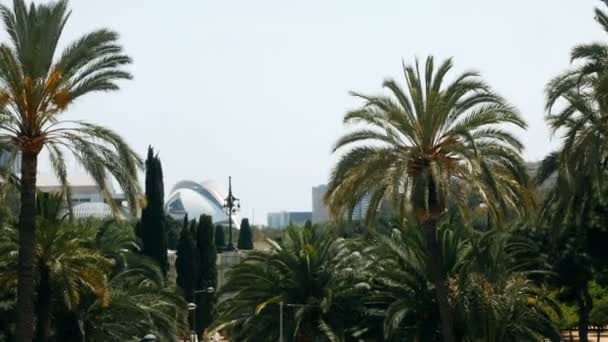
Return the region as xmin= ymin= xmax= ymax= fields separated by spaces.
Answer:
xmin=165 ymin=180 xmax=240 ymax=228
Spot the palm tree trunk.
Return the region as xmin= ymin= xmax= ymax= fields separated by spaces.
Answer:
xmin=35 ymin=264 xmax=52 ymax=342
xmin=577 ymin=284 xmax=593 ymax=342
xmin=422 ymin=219 xmax=456 ymax=342
xmin=16 ymin=151 xmax=39 ymax=342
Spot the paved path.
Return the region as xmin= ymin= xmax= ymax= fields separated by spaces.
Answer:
xmin=562 ymin=330 xmax=608 ymax=341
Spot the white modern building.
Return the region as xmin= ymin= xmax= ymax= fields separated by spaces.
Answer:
xmin=165 ymin=180 xmax=240 ymax=228
xmin=312 ymin=184 xmax=329 ymax=224
xmin=37 ymin=172 xmax=111 ymax=204
xmin=36 ymin=171 xmax=130 ymax=219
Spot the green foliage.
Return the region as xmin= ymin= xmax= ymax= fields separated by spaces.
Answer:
xmin=237 ymin=218 xmax=254 ymax=250
xmin=195 ymin=215 xmax=217 ymax=334
xmin=140 ymin=146 xmax=168 ymax=276
xmin=590 ymin=300 xmax=608 ymax=328
xmin=176 ymin=223 xmax=196 ymax=302
xmin=215 ymin=225 xmax=369 ymax=341
xmin=215 ymin=224 xmax=226 ymax=249
xmin=216 ymin=222 xmax=562 ymax=341
xmin=0 ymin=213 xmax=187 ymax=341
xmin=79 ymin=249 xmax=187 ymax=342
xmin=365 ymin=222 xmax=561 ymax=342
xmin=166 ymin=215 xmax=182 ymax=250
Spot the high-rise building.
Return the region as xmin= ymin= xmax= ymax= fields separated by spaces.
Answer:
xmin=0 ymin=150 xmax=20 ymax=175
xmin=312 ymin=184 xmax=374 ymax=223
xmin=312 ymin=184 xmax=329 ymax=224
xmin=351 ymin=193 xmax=372 ymax=221
xmin=267 ymin=211 xmax=312 ymax=229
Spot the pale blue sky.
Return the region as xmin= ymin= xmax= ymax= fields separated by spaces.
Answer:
xmin=35 ymin=0 xmax=606 ymax=224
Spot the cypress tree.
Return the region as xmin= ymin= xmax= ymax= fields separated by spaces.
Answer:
xmin=195 ymin=215 xmax=217 ymax=335
xmin=166 ymin=215 xmax=182 ymax=250
xmin=215 ymin=224 xmax=226 ymax=250
xmin=175 ymin=225 xmax=196 ymax=302
xmin=140 ymin=146 xmax=168 ymax=276
xmin=182 ymin=214 xmax=189 ymax=230
xmin=190 ymin=219 xmax=197 ymax=239
xmin=237 ymin=218 xmax=254 ymax=250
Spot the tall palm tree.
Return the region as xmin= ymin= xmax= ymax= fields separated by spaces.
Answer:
xmin=0 ymin=1 xmax=140 ymax=340
xmin=325 ymin=56 xmax=530 ymax=342
xmin=215 ymin=225 xmax=369 ymax=341
xmin=536 ymin=4 xmax=608 ymax=341
xmin=538 ymin=1 xmax=608 ymax=214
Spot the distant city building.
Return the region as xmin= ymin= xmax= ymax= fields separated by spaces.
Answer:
xmin=267 ymin=212 xmax=287 ymax=229
xmin=165 ymin=180 xmax=240 ymax=228
xmin=312 ymin=184 xmax=373 ymax=223
xmin=312 ymin=184 xmax=329 ymax=224
xmin=351 ymin=194 xmax=372 ymax=221
xmin=0 ymin=150 xmax=20 ymax=174
xmin=267 ymin=211 xmax=312 ymax=229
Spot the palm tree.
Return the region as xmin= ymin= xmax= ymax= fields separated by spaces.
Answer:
xmin=79 ymin=253 xmax=187 ymax=342
xmin=365 ymin=226 xmax=440 ymax=341
xmin=0 ymin=1 xmax=140 ymax=340
xmin=538 ymin=0 xmax=608 ymax=213
xmin=215 ymin=225 xmax=369 ymax=341
xmin=0 ymin=212 xmax=187 ymax=342
xmin=536 ymin=4 xmax=608 ymax=341
xmin=325 ymin=56 xmax=530 ymax=342
xmin=0 ymin=193 xmax=112 ymax=342
xmin=366 ymin=221 xmax=560 ymax=341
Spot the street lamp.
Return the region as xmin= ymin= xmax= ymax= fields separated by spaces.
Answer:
xmin=141 ymin=334 xmax=158 ymax=342
xmin=223 ymin=176 xmax=240 ymax=251
xmin=187 ymin=303 xmax=197 ymax=342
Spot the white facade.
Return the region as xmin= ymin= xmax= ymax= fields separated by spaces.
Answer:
xmin=312 ymin=184 xmax=329 ymax=224
xmin=72 ymin=202 xmax=113 ymax=219
xmin=35 ymin=172 xmax=132 ymax=219
xmin=37 ymin=172 xmax=114 ymax=204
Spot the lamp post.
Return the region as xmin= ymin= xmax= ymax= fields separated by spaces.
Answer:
xmin=223 ymin=176 xmax=240 ymax=251
xmin=187 ymin=302 xmax=197 ymax=342
xmin=141 ymin=334 xmax=158 ymax=342
xmin=279 ymin=301 xmax=283 ymax=342
xmin=191 ymin=287 xmax=215 ymax=341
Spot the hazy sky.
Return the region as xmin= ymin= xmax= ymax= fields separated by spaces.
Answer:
xmin=31 ymin=0 xmax=606 ymax=224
